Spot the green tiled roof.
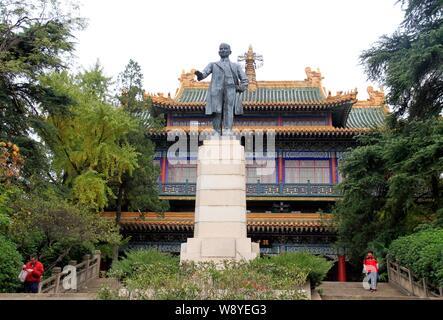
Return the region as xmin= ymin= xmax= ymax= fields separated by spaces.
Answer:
xmin=346 ymin=107 xmax=385 ymax=128
xmin=135 ymin=110 xmax=153 ymax=128
xmin=176 ymin=87 xmax=324 ymax=103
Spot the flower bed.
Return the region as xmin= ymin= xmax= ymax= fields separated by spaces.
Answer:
xmin=99 ymin=250 xmax=332 ymax=300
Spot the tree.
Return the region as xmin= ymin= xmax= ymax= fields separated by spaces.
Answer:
xmin=114 ymin=59 xmax=164 ymax=128
xmin=334 ymin=117 xmax=443 ymax=261
xmin=0 ymin=235 xmax=23 ymax=293
xmin=0 ymin=0 xmax=85 ymax=180
xmin=8 ymin=187 xmax=121 ymax=270
xmin=0 ymin=141 xmax=23 ymax=232
xmin=115 ymin=59 xmax=145 ymax=112
xmin=0 ymin=141 xmax=23 ymax=184
xmin=360 ymin=0 xmax=443 ymax=120
xmin=111 ymin=60 xmax=168 ymax=224
xmin=37 ymin=69 xmax=139 ymax=210
xmin=79 ymin=60 xmax=113 ymax=103
xmin=334 ymin=0 xmax=443 ymax=264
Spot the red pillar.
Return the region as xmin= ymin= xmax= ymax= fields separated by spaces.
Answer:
xmin=278 ymin=156 xmax=284 ymax=183
xmin=161 ymin=156 xmax=167 ymax=184
xmin=337 ymin=255 xmax=347 ymax=282
xmin=331 ymin=154 xmax=337 ymax=184
xmin=166 ymin=114 xmax=172 ymax=127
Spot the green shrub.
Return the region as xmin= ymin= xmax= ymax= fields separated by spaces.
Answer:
xmin=388 ymin=228 xmax=443 ymax=286
xmin=111 ymin=260 xmax=309 ymax=300
xmin=108 ymin=249 xmax=179 ymax=280
xmin=101 ymin=250 xmax=332 ymax=300
xmin=260 ymin=252 xmax=333 ymax=287
xmin=0 ymin=235 xmax=23 ymax=292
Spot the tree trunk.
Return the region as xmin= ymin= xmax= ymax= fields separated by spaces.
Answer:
xmin=46 ymin=246 xmax=72 ymax=270
xmin=431 ymin=174 xmax=440 ymax=211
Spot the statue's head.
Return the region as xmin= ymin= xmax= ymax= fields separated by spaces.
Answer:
xmin=218 ymin=43 xmax=231 ymax=59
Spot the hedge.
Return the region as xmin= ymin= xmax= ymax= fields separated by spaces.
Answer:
xmin=388 ymin=228 xmax=443 ymax=286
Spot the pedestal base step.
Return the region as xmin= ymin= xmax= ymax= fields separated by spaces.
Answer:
xmin=180 ymin=237 xmax=260 ymax=263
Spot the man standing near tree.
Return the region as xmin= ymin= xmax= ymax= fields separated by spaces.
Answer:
xmin=194 ymin=43 xmax=248 ymax=136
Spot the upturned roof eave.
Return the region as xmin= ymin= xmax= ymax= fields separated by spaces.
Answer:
xmin=152 ymin=98 xmax=358 ymax=112
xmin=146 ymin=126 xmax=369 ymax=138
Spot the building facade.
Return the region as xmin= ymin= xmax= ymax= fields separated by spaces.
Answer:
xmin=104 ymin=47 xmax=387 ymax=281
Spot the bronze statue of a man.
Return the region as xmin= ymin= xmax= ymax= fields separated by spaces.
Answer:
xmin=195 ymin=43 xmax=248 ymax=136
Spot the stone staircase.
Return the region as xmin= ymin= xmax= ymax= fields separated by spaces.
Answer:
xmin=317 ymin=281 xmax=428 ymax=300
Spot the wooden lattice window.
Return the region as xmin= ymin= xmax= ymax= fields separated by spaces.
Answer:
xmin=246 ymin=161 xmax=277 ymax=183
xmin=285 ymin=160 xmax=330 ymax=184
xmin=167 ymin=162 xmax=197 ymax=183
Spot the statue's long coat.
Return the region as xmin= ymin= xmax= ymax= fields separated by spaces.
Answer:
xmin=200 ymin=60 xmax=249 ymax=115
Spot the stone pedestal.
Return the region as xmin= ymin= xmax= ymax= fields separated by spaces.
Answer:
xmin=180 ymin=138 xmax=260 ymax=263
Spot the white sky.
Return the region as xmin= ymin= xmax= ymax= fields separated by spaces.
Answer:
xmin=72 ymin=0 xmax=404 ymax=100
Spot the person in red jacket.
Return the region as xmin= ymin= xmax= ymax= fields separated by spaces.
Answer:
xmin=23 ymin=255 xmax=44 ymax=293
xmin=363 ymin=251 xmax=379 ymax=292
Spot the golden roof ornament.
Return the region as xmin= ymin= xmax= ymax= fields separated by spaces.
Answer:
xmin=367 ymin=86 xmax=385 ymax=105
xmin=238 ymin=45 xmax=263 ymax=91
xmin=179 ymin=69 xmax=197 ymax=86
xmin=304 ymin=67 xmax=324 ymax=87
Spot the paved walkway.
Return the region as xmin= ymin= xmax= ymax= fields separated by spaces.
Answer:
xmin=318 ymin=281 xmax=426 ymax=300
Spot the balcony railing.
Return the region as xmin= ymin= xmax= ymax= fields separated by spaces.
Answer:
xmin=158 ymin=181 xmax=340 ymax=197
xmin=127 ymin=242 xmax=337 ymax=258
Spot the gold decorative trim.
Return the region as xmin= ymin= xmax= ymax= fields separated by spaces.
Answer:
xmin=246 ymin=197 xmax=340 ymax=201
xmin=158 ymin=196 xmax=340 ymax=201
xmin=164 ymin=125 xmax=366 ymax=133
xmin=353 ymin=86 xmax=387 ymax=111
xmin=159 ymin=196 xmax=195 ymax=200
xmin=146 ymin=67 xmax=361 ymax=104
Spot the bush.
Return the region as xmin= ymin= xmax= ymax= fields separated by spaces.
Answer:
xmin=101 ymin=250 xmax=332 ymax=300
xmin=0 ymin=235 xmax=23 ymax=292
xmin=106 ymin=259 xmax=309 ymax=300
xmin=108 ymin=249 xmax=179 ymax=280
xmin=388 ymin=228 xmax=443 ymax=286
xmin=260 ymin=252 xmax=333 ymax=287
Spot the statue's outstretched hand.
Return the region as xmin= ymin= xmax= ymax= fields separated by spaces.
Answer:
xmin=195 ymin=71 xmax=204 ymax=81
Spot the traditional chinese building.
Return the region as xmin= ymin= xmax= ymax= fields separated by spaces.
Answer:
xmin=104 ymin=46 xmax=387 ymax=281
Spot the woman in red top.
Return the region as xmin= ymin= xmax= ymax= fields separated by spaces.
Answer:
xmin=363 ymin=251 xmax=379 ymax=292
xmin=23 ymin=255 xmax=44 ymax=293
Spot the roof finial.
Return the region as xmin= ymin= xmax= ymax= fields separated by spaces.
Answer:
xmin=238 ymin=45 xmax=263 ymax=91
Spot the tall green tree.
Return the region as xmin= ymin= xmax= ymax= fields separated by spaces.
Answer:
xmin=335 ymin=118 xmax=443 ymax=260
xmin=0 ymin=0 xmax=85 ymax=180
xmin=336 ymin=0 xmax=443 ymax=262
xmin=360 ymin=0 xmax=443 ymax=120
xmin=37 ymin=69 xmax=139 ymax=211
xmin=79 ymin=60 xmax=113 ymax=103
xmin=112 ymin=60 xmax=168 ymax=224
xmin=116 ymin=59 xmax=145 ymax=112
